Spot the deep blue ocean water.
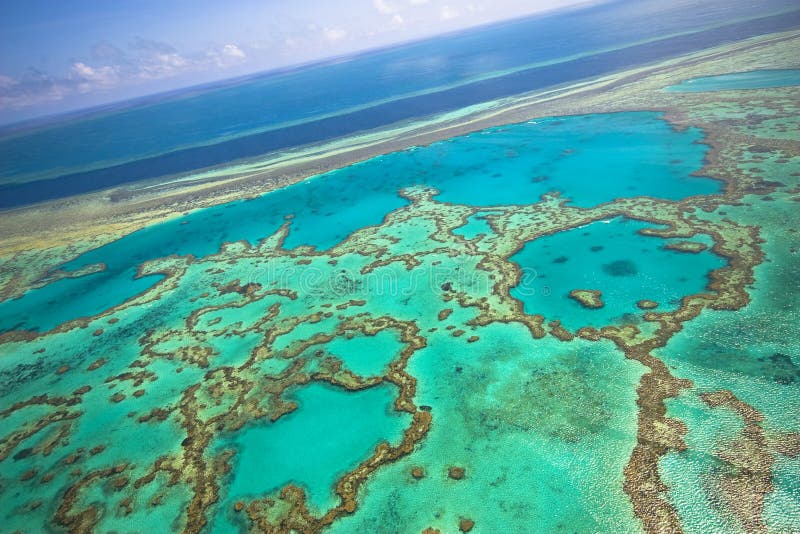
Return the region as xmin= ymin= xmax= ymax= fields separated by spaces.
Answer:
xmin=0 ymin=0 xmax=798 ymax=208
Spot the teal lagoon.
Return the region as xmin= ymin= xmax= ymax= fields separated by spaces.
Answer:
xmin=324 ymin=330 xmax=405 ymax=377
xmin=215 ymin=383 xmax=408 ymax=519
xmin=509 ymin=217 xmax=724 ymax=330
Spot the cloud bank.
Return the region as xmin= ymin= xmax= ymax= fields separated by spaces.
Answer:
xmin=0 ymin=38 xmax=248 ymax=110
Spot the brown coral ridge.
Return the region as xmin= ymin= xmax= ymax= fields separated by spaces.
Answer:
xmin=664 ymin=241 xmax=708 ymax=253
xmin=568 ymin=289 xmax=604 ymax=309
xmin=548 ymin=320 xmax=575 ymax=341
xmin=701 ymin=390 xmax=771 ymax=532
xmin=636 ymin=300 xmax=659 ymax=310
xmin=55 ymin=463 xmax=129 ymax=532
xmin=699 ymin=390 xmax=800 ymax=533
xmin=0 ymin=391 xmax=89 ymax=463
xmin=619 ymin=348 xmax=690 ymax=533
xmin=448 ymin=466 xmax=466 ymax=480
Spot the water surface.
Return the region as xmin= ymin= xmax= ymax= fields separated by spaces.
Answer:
xmin=509 ymin=217 xmax=724 ymax=329
xmin=0 ymin=112 xmax=720 ymax=333
xmin=0 ymin=0 xmax=798 ymax=208
xmin=665 ymin=69 xmax=800 ymax=92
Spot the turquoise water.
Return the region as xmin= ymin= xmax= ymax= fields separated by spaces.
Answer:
xmin=655 ymin=188 xmax=800 ymax=532
xmin=330 ymin=327 xmax=644 ymax=533
xmin=0 ymin=101 xmax=796 ymax=532
xmin=665 ymin=69 xmax=800 ymax=92
xmin=393 ymin=112 xmax=718 ymax=207
xmin=217 ymin=383 xmax=408 ymax=514
xmin=0 ymin=111 xmax=719 ymax=333
xmin=453 ymin=212 xmax=496 ymax=240
xmin=509 ymin=217 xmax=724 ymax=330
xmin=324 ymin=331 xmax=404 ymax=377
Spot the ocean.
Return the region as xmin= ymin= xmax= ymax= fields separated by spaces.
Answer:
xmin=0 ymin=0 xmax=798 ymax=208
xmin=1 ymin=1 xmax=799 ymax=532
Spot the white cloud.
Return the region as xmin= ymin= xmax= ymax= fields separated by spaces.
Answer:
xmin=0 ymin=38 xmax=255 ymax=111
xmin=222 ymin=44 xmax=246 ymax=59
xmin=392 ymin=14 xmax=405 ymax=25
xmin=0 ymin=69 xmax=70 ymax=109
xmin=70 ymin=62 xmax=120 ymax=91
xmin=0 ymin=75 xmax=18 ymax=89
xmin=323 ymin=27 xmax=348 ymax=42
xmin=136 ymin=52 xmax=188 ymax=79
xmin=373 ymin=0 xmax=397 ymax=14
xmin=71 ymin=62 xmax=96 ymax=78
xmin=208 ymin=43 xmax=248 ymax=67
xmin=440 ymin=5 xmax=459 ymax=20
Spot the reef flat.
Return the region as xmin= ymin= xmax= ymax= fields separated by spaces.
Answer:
xmin=0 ymin=29 xmax=799 ymax=534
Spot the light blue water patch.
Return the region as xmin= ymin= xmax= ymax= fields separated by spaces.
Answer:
xmin=0 ymin=266 xmax=161 ymax=333
xmin=324 ymin=330 xmax=404 ymax=377
xmin=375 ymin=111 xmax=720 ymax=207
xmin=216 ymin=382 xmax=408 ymax=514
xmin=0 ymin=111 xmax=719 ymax=333
xmin=665 ymin=69 xmax=800 ymax=92
xmin=454 ymin=212 xmax=496 ymax=240
xmin=509 ymin=217 xmax=725 ymax=330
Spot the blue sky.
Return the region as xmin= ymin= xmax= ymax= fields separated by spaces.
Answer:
xmin=0 ymin=0 xmax=592 ymax=123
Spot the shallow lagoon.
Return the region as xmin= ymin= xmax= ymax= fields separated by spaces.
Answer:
xmin=217 ymin=383 xmax=408 ymax=516
xmin=509 ymin=217 xmax=724 ymax=330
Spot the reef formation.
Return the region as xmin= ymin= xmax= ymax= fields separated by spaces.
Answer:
xmin=0 ymin=33 xmax=799 ymax=534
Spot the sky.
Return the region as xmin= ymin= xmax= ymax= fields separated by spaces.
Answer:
xmin=0 ymin=0 xmax=593 ymax=124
